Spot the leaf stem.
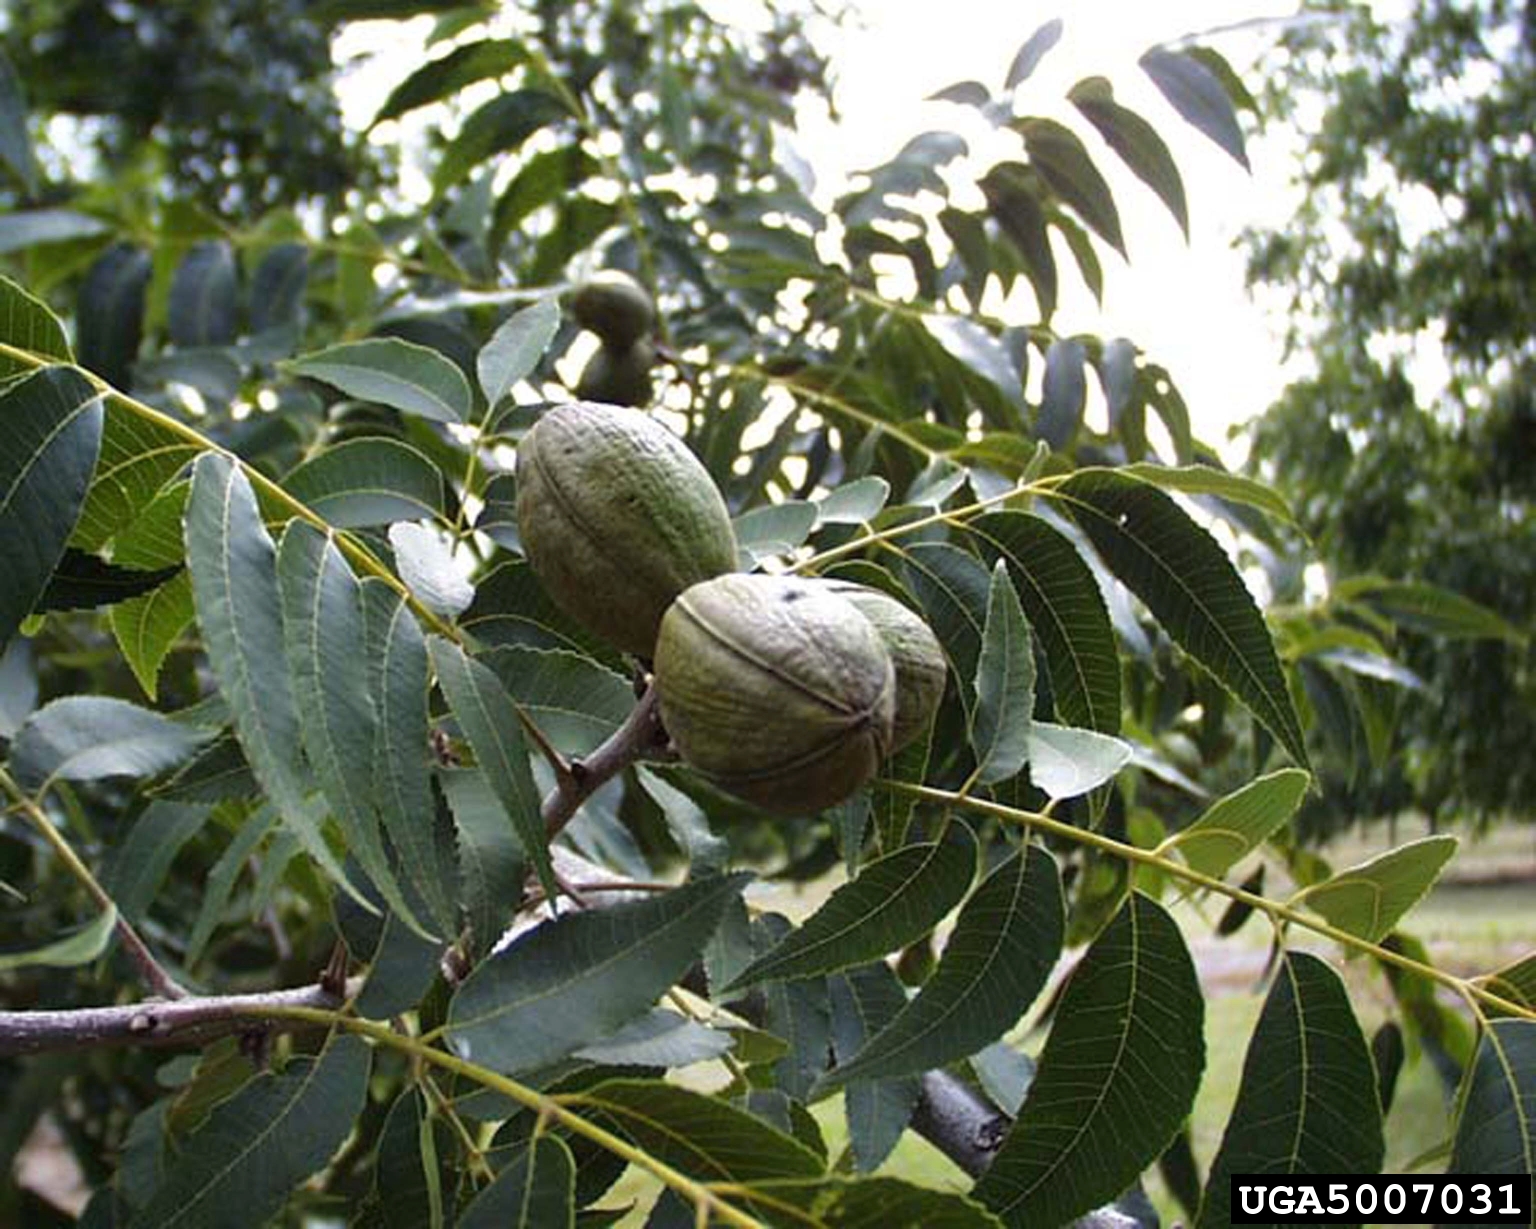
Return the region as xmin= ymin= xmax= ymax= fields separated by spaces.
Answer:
xmin=888 ymin=781 xmax=1536 ymax=1024
xmin=0 ymin=342 xmax=459 ymax=642
xmin=0 ymin=765 xmax=186 ymax=1000
xmin=237 ymin=1006 xmax=771 ymax=1229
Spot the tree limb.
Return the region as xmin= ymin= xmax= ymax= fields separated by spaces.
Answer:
xmin=0 ymin=979 xmax=356 ymax=1057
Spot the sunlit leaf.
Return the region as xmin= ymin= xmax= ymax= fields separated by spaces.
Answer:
xmin=1295 ymin=834 xmax=1458 ymax=942
xmin=1197 ymin=953 xmax=1383 ymax=1228
xmin=0 ymin=902 xmax=116 ymax=972
xmin=1025 ymin=721 xmax=1130 ymax=799
xmin=1162 ymin=768 xmax=1310 ymax=879
xmin=288 ymin=338 xmax=471 ymax=423
xmin=575 ymin=1008 xmax=733 ymax=1069
xmin=389 ymin=521 xmax=473 ymax=617
xmin=478 ymin=295 xmax=559 ymax=408
xmin=816 ymin=477 xmax=891 ymax=525
xmin=282 ymin=438 xmax=446 ymax=528
xmin=0 ymin=274 xmax=71 ymax=379
xmin=733 ymin=500 xmax=818 ymax=567
xmin=974 ymin=894 xmax=1204 ymax=1228
xmin=820 ymin=845 xmax=1064 ymax=1088
xmin=446 ymin=874 xmax=749 ymax=1073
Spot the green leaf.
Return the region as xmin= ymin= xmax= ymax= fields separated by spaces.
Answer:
xmin=0 ymin=902 xmax=116 ymax=972
xmin=446 ymin=874 xmax=750 ymax=1074
xmin=373 ymin=38 xmax=531 ymax=125
xmin=981 ymin=164 xmax=1057 ymax=319
xmin=105 ymin=801 xmax=211 ymax=924
xmin=281 ymin=438 xmax=446 ymax=528
xmin=72 ymin=401 xmax=199 ymax=554
xmin=8 ymin=696 xmax=211 ymax=791
xmin=902 ymin=542 xmax=992 ymax=689
xmin=478 ymin=296 xmax=559 ymax=409
xmin=0 ymin=207 xmax=107 ymax=254
xmin=35 ymin=548 xmax=178 ymax=613
xmin=288 ymin=338 xmax=471 ymax=424
xmin=1162 ymin=768 xmax=1310 ymax=879
xmin=0 ymin=366 xmax=104 ymax=655
xmin=76 ymin=242 xmax=150 ymax=388
xmin=1336 ymin=577 xmax=1526 ymax=642
xmin=1121 ymin=462 xmax=1296 ymax=525
xmin=429 ymin=636 xmax=557 ymax=904
xmin=389 ymin=522 xmax=473 ymax=617
xmin=744 ymin=1176 xmax=1005 ymax=1228
xmin=1025 ymin=721 xmax=1130 ymax=799
xmin=278 ymin=521 xmax=428 ymax=936
xmin=432 ymin=88 xmax=571 ymax=198
xmin=185 ymin=804 xmax=276 ymax=964
xmin=1069 ymin=77 xmax=1189 ymax=237
xmin=371 ymin=1089 xmax=453 ymax=1229
xmin=1005 ymin=18 xmax=1064 ymax=90
xmin=819 ymin=845 xmax=1064 ymax=1089
xmin=359 ymin=579 xmax=458 ymax=937
xmin=1052 ymin=469 xmax=1309 ymax=769
xmin=969 ymin=511 xmax=1120 ymax=735
xmin=128 ymin=1033 xmax=370 ymax=1229
xmin=1482 ymin=953 xmax=1536 ymax=1014
xmin=185 ymin=453 xmax=362 ymax=902
xmin=0 ymin=50 xmax=38 ymax=194
xmin=577 ymin=1078 xmax=823 ymax=1184
xmin=974 ymin=893 xmax=1204 ymax=1228
xmin=461 ymin=558 xmax=609 ymax=657
xmin=482 ymin=645 xmax=633 ymax=759
xmin=733 ymin=500 xmax=818 ymax=567
xmin=1449 ymin=1020 xmax=1536 ymax=1184
xmin=0 ymin=275 xmax=72 ymax=379
xmin=438 ymin=766 xmax=524 ymax=956
xmin=763 ymin=959 xmax=833 ymax=1101
xmin=1140 ymin=47 xmax=1250 ymax=169
xmin=575 ymin=1008 xmax=733 ymax=1068
xmin=1036 ymin=337 xmax=1085 ymax=449
xmin=111 ymin=573 xmax=195 ymax=701
xmin=460 ymin=1135 xmax=575 ymax=1229
xmin=921 ymin=315 xmax=1023 ymax=408
xmin=1197 ymin=953 xmax=1383 ymax=1228
xmin=1294 ymin=834 xmax=1458 ymax=942
xmin=728 ymin=825 xmax=977 ymax=989
xmin=490 ymin=148 xmax=600 ymax=256
xmin=474 ymin=470 xmax=520 ymax=551
xmin=168 ymin=241 xmax=238 ymax=348
xmin=1017 ymin=118 xmax=1124 ymax=256
xmin=815 ymin=477 xmax=891 ymax=525
xmin=971 ymin=560 xmax=1035 ymax=785
xmin=829 ymin=963 xmax=920 ymax=1172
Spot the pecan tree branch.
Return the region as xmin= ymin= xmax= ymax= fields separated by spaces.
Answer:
xmin=0 ymin=978 xmax=360 ymax=1057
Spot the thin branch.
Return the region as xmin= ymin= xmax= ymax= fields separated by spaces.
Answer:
xmin=540 ymin=679 xmax=671 ymax=840
xmin=892 ymin=781 xmax=1536 ymax=1024
xmin=0 ymin=766 xmax=186 ymax=1001
xmin=0 ymin=978 xmax=357 ymax=1057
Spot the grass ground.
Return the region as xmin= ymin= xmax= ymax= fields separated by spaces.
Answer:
xmin=601 ymin=817 xmax=1535 ymax=1226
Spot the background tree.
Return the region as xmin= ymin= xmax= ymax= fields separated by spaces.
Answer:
xmin=1241 ymin=0 xmax=1534 ymax=833
xmin=0 ymin=2 xmax=1532 ymax=1227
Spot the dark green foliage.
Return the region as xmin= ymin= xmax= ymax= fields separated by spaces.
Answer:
xmin=1243 ymin=0 xmax=1536 ymax=825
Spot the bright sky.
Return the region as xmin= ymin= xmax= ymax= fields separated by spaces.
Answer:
xmin=796 ymin=0 xmax=1308 ymax=460
xmin=342 ymin=0 xmax=1309 ymax=460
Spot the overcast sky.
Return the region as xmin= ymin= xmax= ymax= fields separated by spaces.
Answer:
xmin=796 ymin=0 xmax=1311 ymax=459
